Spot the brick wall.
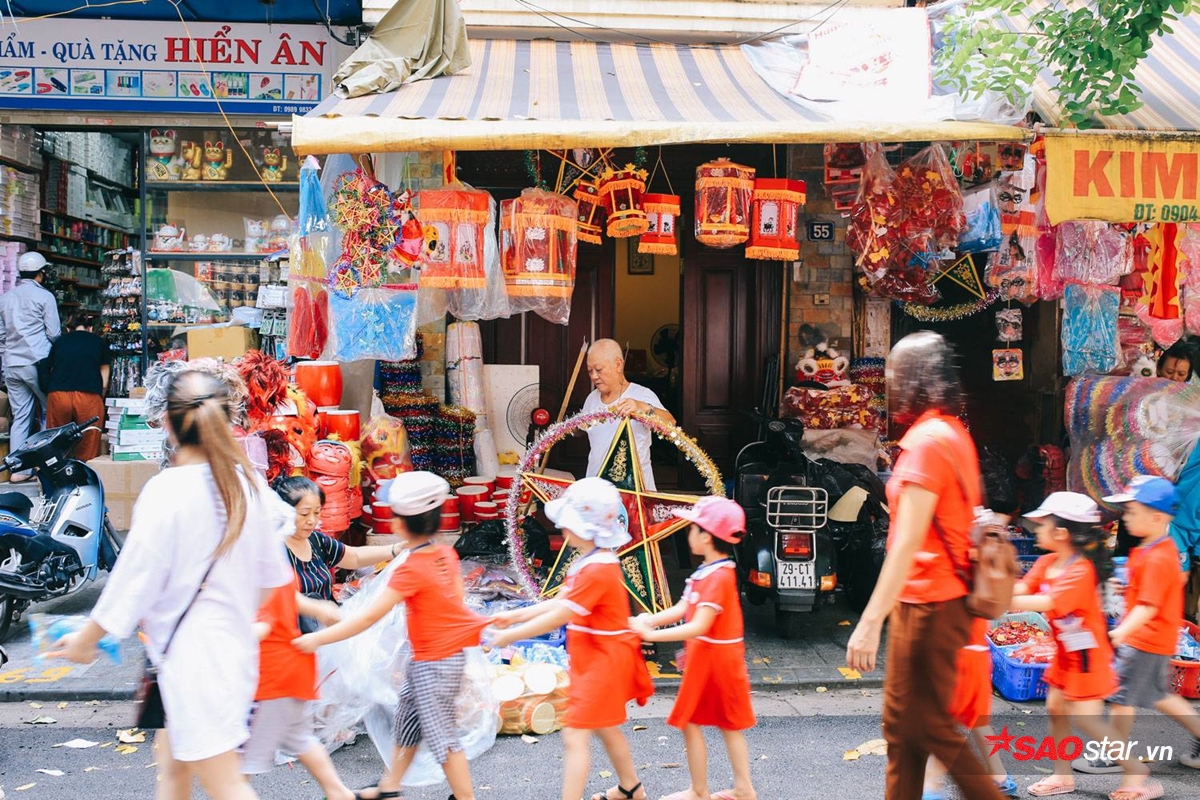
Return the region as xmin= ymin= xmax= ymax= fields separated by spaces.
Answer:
xmin=786 ymin=144 xmax=856 ymax=375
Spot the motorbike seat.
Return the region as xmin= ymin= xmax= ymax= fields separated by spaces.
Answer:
xmin=0 ymin=491 xmax=33 ymax=519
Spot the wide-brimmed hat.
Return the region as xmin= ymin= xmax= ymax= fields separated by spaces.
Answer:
xmin=544 ymin=477 xmax=631 ymax=550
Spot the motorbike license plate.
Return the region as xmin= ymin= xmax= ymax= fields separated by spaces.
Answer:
xmin=777 ymin=560 xmax=816 ymax=589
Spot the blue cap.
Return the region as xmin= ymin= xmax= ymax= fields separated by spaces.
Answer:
xmin=1103 ymin=476 xmax=1178 ymax=516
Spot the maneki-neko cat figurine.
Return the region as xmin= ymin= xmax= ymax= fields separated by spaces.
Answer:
xmin=201 ymin=140 xmax=234 ymax=181
xmin=261 ymin=146 xmax=288 ymax=182
xmin=146 ymin=129 xmax=183 ymax=181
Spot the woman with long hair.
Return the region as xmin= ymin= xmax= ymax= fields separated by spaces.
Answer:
xmin=49 ymin=371 xmax=294 ymax=799
xmin=846 ymin=331 xmax=1003 ymax=800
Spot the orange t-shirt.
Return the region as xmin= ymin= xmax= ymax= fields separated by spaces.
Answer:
xmin=387 ymin=544 xmax=487 ymax=662
xmin=256 ymin=579 xmax=317 ymax=702
xmin=887 ymin=412 xmax=980 ymax=605
xmin=1125 ymin=536 xmax=1186 ymax=656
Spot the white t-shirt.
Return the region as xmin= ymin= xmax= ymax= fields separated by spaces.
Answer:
xmin=582 ymin=382 xmax=665 ymax=491
xmin=92 ymin=464 xmax=293 ymax=761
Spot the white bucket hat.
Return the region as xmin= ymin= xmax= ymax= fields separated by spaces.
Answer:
xmin=544 ymin=477 xmax=631 ymax=550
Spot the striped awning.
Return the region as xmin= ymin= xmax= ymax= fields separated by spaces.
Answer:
xmin=291 ymin=39 xmax=1025 ymax=154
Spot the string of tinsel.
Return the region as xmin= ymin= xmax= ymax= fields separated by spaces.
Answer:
xmin=524 ymin=147 xmax=648 ymax=192
xmin=899 ymin=289 xmax=999 ymax=323
xmin=503 ymin=408 xmax=724 ymax=598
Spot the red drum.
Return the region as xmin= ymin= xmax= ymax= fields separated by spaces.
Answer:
xmin=324 ymin=410 xmax=361 ymax=442
xmin=456 ymin=485 xmax=489 ymax=522
xmin=372 ymin=519 xmax=394 ymax=535
xmin=316 ymin=406 xmax=338 ymax=437
xmin=295 ymin=361 xmax=343 ymax=407
xmin=495 ymin=466 xmax=517 ymax=490
xmin=464 ymin=476 xmax=495 ymax=495
xmin=443 ymin=496 xmax=460 ymax=514
xmin=372 ymin=501 xmax=394 ymax=520
xmin=474 ymin=501 xmax=498 ymax=520
xmin=439 ymin=511 xmax=461 ymax=531
xmin=492 ymin=489 xmax=511 ymax=505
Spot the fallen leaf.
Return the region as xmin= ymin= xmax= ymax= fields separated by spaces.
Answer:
xmin=15 ymin=783 xmax=36 ymax=791
xmin=520 ymin=734 xmax=539 ymax=744
xmin=115 ymin=744 xmax=139 ymax=755
xmin=36 ymin=770 xmax=65 ymax=777
xmin=659 ymin=763 xmax=682 ymax=769
xmin=633 ymin=725 xmax=647 ymax=731
xmin=84 ymin=767 xmax=101 ymax=772
xmin=598 ymin=770 xmax=612 ymax=779
xmin=838 ymin=620 xmax=852 ymax=626
xmin=55 ymin=739 xmax=99 ymax=749
xmin=838 ymin=667 xmax=862 ymax=680
xmin=85 ymin=700 xmax=100 ymax=706
xmin=762 ymin=656 xmax=771 ymax=665
xmin=26 ymin=716 xmax=57 ymax=725
xmin=815 ymin=686 xmax=828 ymax=693
xmin=56 ymin=702 xmax=68 ymax=709
xmin=117 ymin=729 xmax=147 ymax=744
xmin=28 ymin=702 xmax=42 ymax=709
xmin=857 ymin=739 xmax=888 ymax=756
xmin=1033 ymin=766 xmax=1053 ymax=774
xmin=99 ymin=742 xmax=114 ymax=748
xmin=843 ymin=749 xmax=861 ymax=761
xmin=762 ymin=675 xmax=783 ymax=684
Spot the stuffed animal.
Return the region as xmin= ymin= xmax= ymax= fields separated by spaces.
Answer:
xmin=146 ymin=129 xmax=183 ymax=181
xmin=1131 ymin=352 xmax=1158 ymax=379
xmin=261 ymin=146 xmax=288 ymax=182
xmin=202 ymin=140 xmax=233 ymax=180
xmin=794 ymin=325 xmax=850 ymax=387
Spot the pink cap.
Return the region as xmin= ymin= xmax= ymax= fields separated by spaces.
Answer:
xmin=675 ymin=496 xmax=747 ymax=544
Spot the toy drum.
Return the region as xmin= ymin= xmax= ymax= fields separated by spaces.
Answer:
xmin=443 ymin=496 xmax=460 ymax=514
xmin=456 ymin=485 xmax=489 ymax=522
xmin=496 ymin=466 xmax=517 ymax=490
xmin=294 ymin=361 xmax=343 ymax=407
xmin=371 ymin=501 xmax=393 ymax=520
xmin=439 ymin=511 xmax=461 ymax=531
xmin=316 ymin=406 xmax=338 ymax=437
xmin=464 ymin=476 xmax=495 ymax=495
xmin=324 ymin=410 xmax=361 ymax=442
xmin=474 ymin=501 xmax=498 ymax=520
xmin=492 ymin=489 xmax=511 ymax=505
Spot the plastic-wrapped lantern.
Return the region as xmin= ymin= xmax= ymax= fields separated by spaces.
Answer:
xmin=500 ymin=188 xmax=579 ymax=298
xmin=598 ymin=164 xmax=650 ymax=238
xmin=415 ymin=186 xmax=491 ymax=289
xmin=745 ymin=178 xmax=807 ymax=261
xmin=638 ymin=194 xmax=681 ymax=256
xmin=573 ymin=179 xmax=606 ymax=245
xmin=695 ymin=158 xmax=755 ymax=248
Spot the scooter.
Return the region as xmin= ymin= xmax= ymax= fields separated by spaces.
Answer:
xmin=0 ymin=418 xmax=121 ymax=641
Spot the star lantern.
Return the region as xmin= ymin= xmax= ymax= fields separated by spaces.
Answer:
xmin=573 ymin=179 xmax=606 ymax=245
xmin=500 ymin=188 xmax=579 ymax=299
xmin=745 ymin=178 xmax=806 ymax=261
xmin=598 ymin=164 xmax=650 ymax=238
xmin=415 ymin=186 xmax=492 ymax=290
xmin=638 ymin=194 xmax=681 ymax=256
xmin=695 ymin=158 xmax=755 ymax=248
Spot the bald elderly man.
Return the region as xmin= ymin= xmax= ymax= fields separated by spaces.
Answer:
xmin=581 ymin=339 xmax=675 ymax=490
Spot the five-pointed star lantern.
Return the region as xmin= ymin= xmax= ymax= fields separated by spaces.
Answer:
xmin=521 ymin=418 xmax=702 ymax=613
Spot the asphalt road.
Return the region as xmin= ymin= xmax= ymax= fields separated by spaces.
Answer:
xmin=2 ymin=692 xmax=1199 ymax=799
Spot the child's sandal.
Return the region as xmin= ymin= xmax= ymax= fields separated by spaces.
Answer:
xmin=353 ymin=788 xmax=401 ymax=800
xmin=592 ymin=784 xmax=645 ymax=800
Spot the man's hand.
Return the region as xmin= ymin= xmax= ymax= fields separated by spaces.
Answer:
xmin=846 ymin=619 xmax=882 ymax=673
xmin=611 ymin=399 xmax=653 ymax=418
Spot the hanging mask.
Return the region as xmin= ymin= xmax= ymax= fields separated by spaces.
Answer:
xmin=996 ymin=308 xmax=1023 ymax=343
xmin=992 ymin=348 xmax=1024 ymax=381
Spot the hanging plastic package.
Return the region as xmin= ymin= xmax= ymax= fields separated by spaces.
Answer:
xmin=289 ymin=156 xmax=332 ymax=359
xmin=311 ymin=556 xmax=498 ymax=786
xmin=500 ymin=188 xmax=579 ymax=325
xmin=1180 ymin=224 xmax=1200 ymax=335
xmin=989 ymin=156 xmax=1040 ymax=303
xmin=958 ymin=184 xmax=1002 ymax=254
xmin=326 ymin=284 xmax=418 ymax=362
xmin=446 ymin=195 xmax=511 ymax=321
xmin=1135 ymin=223 xmax=1185 ymax=347
xmin=1061 ymin=284 xmax=1120 ymax=377
xmin=1054 ymin=221 xmax=1130 ymax=286
xmin=1032 ymin=152 xmax=1063 ymax=301
xmin=894 ymin=144 xmax=966 ymax=254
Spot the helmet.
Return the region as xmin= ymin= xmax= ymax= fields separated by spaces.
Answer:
xmin=17 ymin=252 xmax=47 ymax=274
xmin=387 ymin=470 xmax=450 ymax=515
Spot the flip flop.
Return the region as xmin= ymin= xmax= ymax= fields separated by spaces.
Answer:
xmin=353 ymin=788 xmax=400 ymax=800
xmin=656 ymin=793 xmax=694 ymax=800
xmin=710 ymin=793 xmax=741 ymax=800
xmin=1108 ymin=780 xmax=1164 ymax=800
xmin=1027 ymin=777 xmax=1075 ymax=796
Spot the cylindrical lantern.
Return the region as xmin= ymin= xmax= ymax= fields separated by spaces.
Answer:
xmin=695 ymin=159 xmax=755 ymax=248
xmin=415 ymin=186 xmax=491 ymax=289
xmin=638 ymin=194 xmax=681 ymax=256
xmin=745 ymin=178 xmax=807 ymax=261
xmin=573 ymin=180 xmax=606 ymax=245
xmin=598 ymin=164 xmax=649 ymax=238
xmin=500 ymin=188 xmax=579 ymax=298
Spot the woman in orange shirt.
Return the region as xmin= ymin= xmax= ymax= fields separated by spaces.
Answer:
xmin=491 ymin=478 xmax=654 ymax=800
xmin=1011 ymin=493 xmax=1156 ymax=798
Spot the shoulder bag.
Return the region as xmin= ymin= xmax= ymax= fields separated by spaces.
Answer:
xmin=134 ymin=560 xmax=217 ymax=729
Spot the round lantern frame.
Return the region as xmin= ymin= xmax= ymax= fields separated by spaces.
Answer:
xmin=504 ymin=408 xmax=724 ymax=597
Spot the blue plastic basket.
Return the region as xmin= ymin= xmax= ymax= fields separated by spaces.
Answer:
xmin=988 ymin=612 xmax=1051 ymax=702
xmin=516 ymin=626 xmax=567 ymax=650
xmin=1018 ymin=555 xmax=1040 ymax=576
xmin=1010 ymin=535 xmax=1037 ymax=556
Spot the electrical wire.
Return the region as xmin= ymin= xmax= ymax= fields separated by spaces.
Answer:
xmin=310 ymin=0 xmax=357 ymax=46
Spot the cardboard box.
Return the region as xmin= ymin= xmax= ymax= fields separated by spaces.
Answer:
xmin=186 ymin=326 xmax=259 ymax=361
xmin=86 ymin=455 xmax=162 ymax=531
xmin=115 ymin=428 xmax=166 ymax=446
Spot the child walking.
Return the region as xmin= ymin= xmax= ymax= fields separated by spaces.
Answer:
xmin=629 ymin=496 xmax=756 ymax=800
xmin=294 ymin=471 xmax=488 ymax=800
xmin=1072 ymin=477 xmax=1200 ymax=784
xmin=490 ymin=478 xmax=654 ymax=800
xmin=1011 ymin=492 xmax=1157 ymax=798
xmin=243 ymin=576 xmax=353 ymax=799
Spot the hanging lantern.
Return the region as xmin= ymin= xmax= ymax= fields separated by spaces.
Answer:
xmin=598 ymin=164 xmax=650 ymax=238
xmin=574 ymin=179 xmax=606 ymax=245
xmin=415 ymin=186 xmax=491 ymax=289
xmin=500 ymin=188 xmax=578 ymax=298
xmin=745 ymin=178 xmax=807 ymax=261
xmin=695 ymin=158 xmax=755 ymax=248
xmin=638 ymin=194 xmax=681 ymax=256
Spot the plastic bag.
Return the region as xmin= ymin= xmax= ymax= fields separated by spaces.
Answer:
xmin=894 ymin=144 xmax=966 ymax=253
xmin=448 ymin=195 xmax=511 ymax=321
xmin=360 ymin=412 xmax=413 ymax=485
xmin=29 ymin=613 xmax=120 ymax=665
xmin=500 ymin=188 xmax=578 ymax=325
xmin=1061 ymin=284 xmax=1120 ymax=376
xmin=326 ymin=285 xmax=418 ymax=362
xmin=846 ymin=146 xmax=906 ymax=283
xmin=1054 ymin=221 xmax=1130 ymax=286
xmin=958 ymin=184 xmax=1002 ymax=254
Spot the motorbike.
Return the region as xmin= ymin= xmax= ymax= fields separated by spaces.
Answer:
xmin=733 ymin=418 xmax=888 ymax=639
xmin=0 ymin=418 xmax=122 ymax=642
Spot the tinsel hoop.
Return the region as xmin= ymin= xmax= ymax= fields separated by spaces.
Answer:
xmin=504 ymin=408 xmax=723 ymax=598
xmin=899 ymin=289 xmax=999 ymax=323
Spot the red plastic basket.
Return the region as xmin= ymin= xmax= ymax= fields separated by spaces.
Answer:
xmin=1169 ymin=621 xmax=1200 ymax=699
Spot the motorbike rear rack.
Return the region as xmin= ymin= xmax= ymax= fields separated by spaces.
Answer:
xmin=765 ymin=486 xmax=828 ymax=532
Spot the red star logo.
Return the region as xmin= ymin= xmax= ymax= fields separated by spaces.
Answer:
xmin=984 ymin=726 xmax=1017 ymax=757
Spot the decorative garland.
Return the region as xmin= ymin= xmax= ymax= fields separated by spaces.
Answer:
xmin=504 ymin=408 xmax=724 ymax=597
xmin=899 ymin=289 xmax=1000 ymax=323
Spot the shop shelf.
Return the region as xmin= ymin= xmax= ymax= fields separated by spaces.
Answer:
xmin=145 ymin=251 xmax=270 ymax=260
xmin=40 ymin=208 xmax=132 ymax=235
xmin=0 ymin=154 xmax=40 ymax=173
xmin=46 ymin=253 xmax=101 ymax=268
xmin=41 ymin=231 xmax=86 ymax=243
xmin=146 ymin=181 xmax=300 ymax=192
xmin=0 ymin=233 xmax=41 ymax=245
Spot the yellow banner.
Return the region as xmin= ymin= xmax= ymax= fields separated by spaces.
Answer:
xmin=1045 ymin=134 xmax=1200 ymax=225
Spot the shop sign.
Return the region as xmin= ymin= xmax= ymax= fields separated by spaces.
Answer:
xmin=0 ymin=19 xmax=342 ymax=115
xmin=1045 ymin=134 xmax=1200 ymax=225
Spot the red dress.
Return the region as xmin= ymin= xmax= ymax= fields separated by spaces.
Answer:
xmin=949 ymin=618 xmax=992 ymax=728
xmin=1021 ymin=554 xmax=1116 ymax=702
xmin=558 ymin=550 xmax=654 ymax=728
xmin=667 ymin=560 xmax=756 ymax=731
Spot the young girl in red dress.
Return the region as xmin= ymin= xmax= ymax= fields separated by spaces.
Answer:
xmin=1011 ymin=493 xmax=1158 ymax=799
xmin=632 ymin=496 xmax=756 ymax=800
xmin=491 ymin=478 xmax=654 ymax=800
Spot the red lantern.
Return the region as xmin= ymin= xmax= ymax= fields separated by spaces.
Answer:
xmin=500 ymin=188 xmax=578 ymax=298
xmin=598 ymin=164 xmax=649 ymax=238
xmin=695 ymin=159 xmax=755 ymax=248
xmin=574 ymin=179 xmax=606 ymax=245
xmin=746 ymin=178 xmax=807 ymax=261
xmin=415 ymin=186 xmax=491 ymax=289
xmin=638 ymin=194 xmax=681 ymax=256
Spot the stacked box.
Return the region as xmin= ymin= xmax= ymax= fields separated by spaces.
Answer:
xmin=0 ymin=166 xmax=40 ymax=240
xmin=0 ymin=125 xmax=41 ymax=170
xmin=104 ymin=398 xmax=165 ymax=461
xmin=86 ymin=455 xmax=162 ymax=530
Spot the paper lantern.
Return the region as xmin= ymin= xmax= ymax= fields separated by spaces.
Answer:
xmin=695 ymin=158 xmax=755 ymax=248
xmin=598 ymin=164 xmax=649 ymax=238
xmin=415 ymin=186 xmax=491 ymax=289
xmin=745 ymin=178 xmax=806 ymax=261
xmin=500 ymin=188 xmax=579 ymax=298
xmin=573 ymin=179 xmax=605 ymax=245
xmin=638 ymin=194 xmax=681 ymax=256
